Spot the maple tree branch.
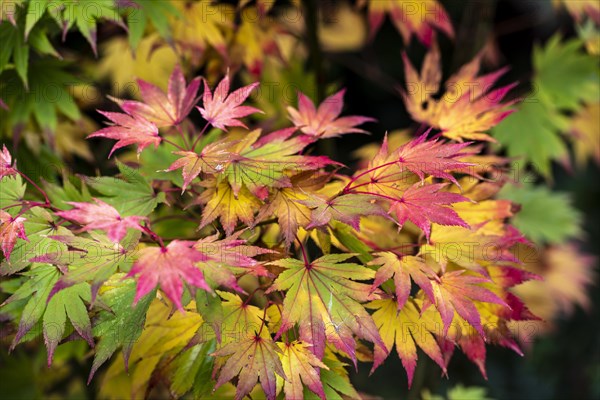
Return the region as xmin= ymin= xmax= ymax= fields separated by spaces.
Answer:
xmin=1 ymin=200 xmax=45 ymax=211
xmin=175 ymin=123 xmax=191 ymax=150
xmin=191 ymin=121 xmax=211 ymax=152
xmin=296 ymin=235 xmax=310 ymax=267
xmin=348 ymin=190 xmax=399 ymax=203
xmin=16 ymin=170 xmax=50 ymax=205
xmin=162 ymin=138 xmax=187 ymax=152
xmin=140 ymin=224 xmax=165 ymax=248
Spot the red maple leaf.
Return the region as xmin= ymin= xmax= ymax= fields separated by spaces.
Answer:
xmin=389 ymin=183 xmax=469 ymax=241
xmin=88 ymin=111 xmax=161 ymax=157
xmin=0 ymin=144 xmax=16 ymax=179
xmin=287 ymin=89 xmax=375 ymax=138
xmin=0 ymin=210 xmax=28 ymax=260
xmin=114 ymin=65 xmax=201 ymax=127
xmin=197 ymin=74 xmax=262 ymax=130
xmin=56 ymin=198 xmax=145 ymax=243
xmin=394 ymin=133 xmax=474 ymax=185
xmin=126 ymin=240 xmax=211 ymax=311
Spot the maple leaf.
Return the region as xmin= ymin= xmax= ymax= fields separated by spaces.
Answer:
xmin=287 ymin=89 xmax=375 ymax=138
xmin=197 ymin=74 xmax=262 ymax=130
xmin=365 ymin=0 xmax=454 ymax=46
xmin=278 ymin=341 xmax=329 ymax=400
xmin=115 ymin=65 xmax=201 ymax=127
xmin=198 ymin=179 xmax=262 ymax=236
xmin=165 ymin=139 xmax=233 ymax=191
xmin=171 ymin=0 xmax=233 ymax=60
xmin=89 ymin=276 xmax=154 ymax=382
xmin=569 ymin=102 xmax=600 ymax=167
xmin=56 ymin=198 xmax=145 ymax=243
xmin=370 ymin=253 xmax=437 ymax=309
xmin=302 ymin=193 xmax=388 ymax=231
xmin=126 ymin=240 xmax=211 ymax=311
xmin=88 ymin=111 xmax=161 ymax=157
xmin=401 ymin=41 xmax=517 ymax=141
xmin=0 ymin=144 xmax=17 ymax=178
xmin=198 ymin=290 xmax=268 ymax=346
xmin=213 ymin=333 xmax=286 ymax=400
xmin=394 ymin=133 xmax=474 ymax=185
xmin=368 ymin=298 xmax=446 ymax=388
xmin=31 ymin=232 xmax=141 ymax=303
xmin=5 ymin=264 xmax=58 ymax=349
xmin=220 ymin=128 xmax=331 ymax=199
xmin=85 ymin=161 xmax=166 ymax=217
xmin=389 ymin=183 xmax=469 ymax=241
xmin=267 ymin=254 xmax=386 ymax=365
xmin=43 ymin=283 xmax=94 ymax=366
xmin=423 ymin=270 xmax=508 ymax=336
xmin=0 ymin=210 xmax=28 ymax=260
xmin=346 ymin=133 xmax=474 ymax=202
xmin=419 ymin=224 xmax=525 ymax=274
xmin=194 ymin=233 xmax=273 ymax=292
xmin=233 ymin=10 xmax=284 ymax=76
xmin=255 ymin=171 xmax=329 ymax=246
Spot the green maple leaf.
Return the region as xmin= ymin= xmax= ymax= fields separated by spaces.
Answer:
xmin=2 ymin=264 xmax=58 ymax=347
xmin=42 ymin=282 xmax=94 ymax=365
xmin=25 ymin=0 xmax=123 ymax=56
xmin=499 ymin=183 xmax=582 ymax=244
xmin=34 ymin=231 xmax=139 ymax=302
xmin=85 ymin=160 xmax=165 ymax=216
xmin=88 ymin=275 xmax=154 ymax=382
xmin=0 ymin=59 xmax=80 ymax=133
xmin=170 ymin=340 xmax=216 ymax=399
xmin=534 ymin=35 xmax=599 ymax=111
xmin=125 ymin=0 xmax=180 ymax=50
xmin=43 ymin=175 xmax=92 ymax=210
xmin=0 ymin=175 xmax=26 ymax=210
xmin=493 ymin=97 xmax=569 ymax=178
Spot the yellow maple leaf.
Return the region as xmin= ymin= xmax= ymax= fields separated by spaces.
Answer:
xmin=96 ymin=34 xmax=177 ymax=94
xmin=363 ymin=0 xmax=454 ymax=46
xmin=99 ymin=299 xmax=202 ymax=399
xmin=569 ymin=102 xmax=600 ymax=167
xmin=171 ymin=0 xmax=234 ymax=66
xmin=198 ymin=178 xmax=262 ymax=236
xmin=402 ymin=41 xmax=518 ymax=142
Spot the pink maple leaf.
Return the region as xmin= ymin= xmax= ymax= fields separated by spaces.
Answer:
xmin=126 ymin=240 xmax=211 ymax=311
xmin=88 ymin=111 xmax=161 ymax=157
xmin=287 ymin=89 xmax=375 ymax=138
xmin=0 ymin=210 xmax=28 ymax=260
xmin=114 ymin=65 xmax=201 ymax=127
xmin=56 ymin=198 xmax=145 ymax=243
xmin=394 ymin=133 xmax=474 ymax=185
xmin=0 ymin=144 xmax=17 ymax=179
xmin=422 ymin=270 xmax=508 ymax=336
xmin=389 ymin=183 xmax=469 ymax=241
xmin=0 ymin=98 xmax=8 ymax=110
xmin=196 ymin=74 xmax=262 ymax=130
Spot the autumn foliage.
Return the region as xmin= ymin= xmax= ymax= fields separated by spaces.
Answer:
xmin=0 ymin=0 xmax=598 ymax=399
